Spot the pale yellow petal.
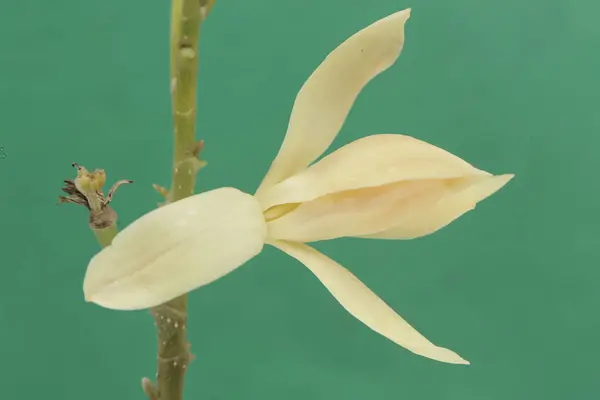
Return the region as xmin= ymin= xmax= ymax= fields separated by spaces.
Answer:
xmin=259 ymin=134 xmax=487 ymax=211
xmin=361 ymin=174 xmax=514 ymax=239
xmin=83 ymin=187 xmax=267 ymax=310
xmin=267 ymin=174 xmax=513 ymax=242
xmin=266 ymin=179 xmax=456 ymax=242
xmin=270 ymin=240 xmax=469 ymax=365
xmin=255 ymin=9 xmax=412 ymax=198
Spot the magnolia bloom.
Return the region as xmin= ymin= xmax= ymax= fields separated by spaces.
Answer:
xmin=84 ymin=9 xmax=513 ymax=365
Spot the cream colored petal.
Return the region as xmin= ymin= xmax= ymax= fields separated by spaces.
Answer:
xmin=260 ymin=133 xmax=487 ymax=211
xmin=83 ymin=187 xmax=267 ymax=310
xmin=266 ymin=179 xmax=456 ymax=242
xmin=270 ymin=240 xmax=469 ymax=365
xmin=255 ymin=9 xmax=412 ymax=198
xmin=361 ymin=174 xmax=514 ymax=239
xmin=267 ymin=174 xmax=513 ymax=242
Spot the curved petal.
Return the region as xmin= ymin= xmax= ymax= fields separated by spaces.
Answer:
xmin=270 ymin=240 xmax=469 ymax=365
xmin=260 ymin=134 xmax=487 ymax=211
xmin=266 ymin=178 xmax=457 ymax=242
xmin=83 ymin=187 xmax=267 ymax=310
xmin=266 ymin=174 xmax=512 ymax=242
xmin=255 ymin=9 xmax=412 ymax=198
xmin=360 ymin=174 xmax=514 ymax=239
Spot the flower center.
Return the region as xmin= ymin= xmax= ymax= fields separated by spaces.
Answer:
xmin=263 ymin=203 xmax=300 ymax=222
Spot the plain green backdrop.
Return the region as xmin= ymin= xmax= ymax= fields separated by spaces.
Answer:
xmin=0 ymin=0 xmax=598 ymax=399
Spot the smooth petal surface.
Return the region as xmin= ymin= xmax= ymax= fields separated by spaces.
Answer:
xmin=270 ymin=240 xmax=469 ymax=365
xmin=267 ymin=174 xmax=513 ymax=242
xmin=255 ymin=9 xmax=412 ymax=198
xmin=259 ymin=134 xmax=487 ymax=211
xmin=84 ymin=187 xmax=267 ymax=310
xmin=266 ymin=179 xmax=458 ymax=242
xmin=360 ymin=174 xmax=514 ymax=239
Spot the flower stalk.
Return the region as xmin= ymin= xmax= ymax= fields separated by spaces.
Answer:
xmin=167 ymin=0 xmax=210 ymax=203
xmin=146 ymin=1 xmax=212 ymax=400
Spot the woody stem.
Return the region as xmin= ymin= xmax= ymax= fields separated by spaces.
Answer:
xmin=148 ymin=1 xmax=213 ymax=400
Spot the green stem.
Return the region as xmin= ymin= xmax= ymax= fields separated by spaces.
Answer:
xmin=169 ymin=0 xmax=205 ymax=201
xmin=150 ymin=1 xmax=212 ymax=400
xmin=92 ymin=224 xmax=118 ymax=247
xmin=86 ymin=2 xmax=212 ymax=400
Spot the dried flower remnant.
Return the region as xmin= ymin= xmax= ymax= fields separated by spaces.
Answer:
xmin=58 ymin=163 xmax=132 ymax=245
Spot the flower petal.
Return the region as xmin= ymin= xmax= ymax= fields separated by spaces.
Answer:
xmin=83 ymin=187 xmax=267 ymax=310
xmin=360 ymin=174 xmax=514 ymax=239
xmin=266 ymin=174 xmax=513 ymax=242
xmin=266 ymin=179 xmax=455 ymax=242
xmin=270 ymin=240 xmax=469 ymax=365
xmin=255 ymin=9 xmax=412 ymax=198
xmin=259 ymin=134 xmax=487 ymax=211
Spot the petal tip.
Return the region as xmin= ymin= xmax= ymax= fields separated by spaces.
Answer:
xmin=83 ymin=284 xmax=93 ymax=303
xmin=497 ymin=173 xmax=515 ymax=187
xmin=431 ymin=347 xmax=471 ymax=365
xmin=398 ymin=8 xmax=411 ymax=21
xmin=457 ymin=356 xmax=471 ymax=365
xmin=83 ymin=288 xmax=100 ymax=305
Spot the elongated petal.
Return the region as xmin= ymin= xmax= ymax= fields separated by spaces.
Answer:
xmin=266 ymin=179 xmax=455 ymax=242
xmin=270 ymin=240 xmax=469 ymax=365
xmin=260 ymin=134 xmax=487 ymax=211
xmin=255 ymin=9 xmax=412 ymax=198
xmin=360 ymin=174 xmax=514 ymax=239
xmin=267 ymin=174 xmax=513 ymax=242
xmin=83 ymin=187 xmax=267 ymax=310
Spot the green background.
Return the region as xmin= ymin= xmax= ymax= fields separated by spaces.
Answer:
xmin=1 ymin=0 xmax=598 ymax=399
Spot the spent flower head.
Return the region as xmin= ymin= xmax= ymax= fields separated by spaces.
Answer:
xmin=58 ymin=163 xmax=133 ymax=229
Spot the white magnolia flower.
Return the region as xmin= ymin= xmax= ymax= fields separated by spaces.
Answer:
xmin=83 ymin=9 xmax=513 ymax=365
